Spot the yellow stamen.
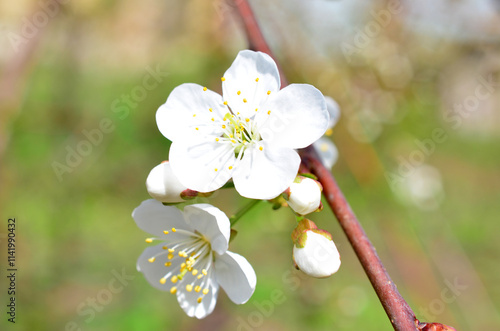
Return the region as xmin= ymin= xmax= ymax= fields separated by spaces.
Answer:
xmin=221 ymin=77 xmax=225 ymax=81
xmin=171 ymin=276 xmax=178 ymax=283
xmin=195 ymin=127 xmax=199 ymax=131
xmin=171 ymin=228 xmax=177 ymax=232
xmin=255 ymin=108 xmax=258 ymax=112
xmin=245 ymin=118 xmax=250 ymax=122
xmin=215 ymin=168 xmax=218 ymax=172
xmin=186 ymin=284 xmax=193 ymax=292
xmin=222 ymin=125 xmax=226 ymax=129
xmin=215 ymin=138 xmax=219 ymax=142
xmin=229 ymin=166 xmax=233 ymax=170
xmin=160 ymin=278 xmax=167 ymax=284
xmin=256 ymin=78 xmax=259 ymax=82
xmin=163 ymin=230 xmax=169 ymax=235
xmin=211 ymin=118 xmax=214 ymax=122
xmin=203 ymin=87 xmax=207 ymax=91
xmin=223 ymin=101 xmax=228 ymax=105
xmin=162 ymin=246 xmax=168 ymax=250
xmin=202 ymin=288 xmax=209 ymax=295
xmin=148 ymin=257 xmax=156 ymax=263
xmin=197 ymin=297 xmax=203 ymax=303
xmin=170 ymin=287 xmax=177 ymax=294
xmin=325 ymin=128 xmax=333 ymax=136
xmin=259 ymin=146 xmax=263 ymax=151
xmin=193 ymin=114 xmax=196 ymax=117
xmin=209 ymin=108 xmax=213 ymax=112
xmin=145 ymin=238 xmax=153 ymax=243
xmin=267 ymin=90 xmax=271 ymax=95
xmin=168 ymin=253 xmax=174 ymax=260
xmin=202 ymin=269 xmax=208 ymax=276
xmin=192 ymin=269 xmax=198 ymax=276
xmin=165 ymin=262 xmax=172 ymax=267
xmin=237 ymin=91 xmax=241 ymax=95
xmin=243 ymin=98 xmax=247 ymax=103
xmin=197 ymin=274 xmax=203 ymax=279
xmin=195 ymin=285 xmax=201 ymax=293
xmin=267 ymin=110 xmax=271 ymax=115
xmin=168 ymin=248 xmax=175 ymax=253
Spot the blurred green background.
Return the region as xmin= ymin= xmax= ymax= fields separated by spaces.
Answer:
xmin=1 ymin=0 xmax=500 ymax=330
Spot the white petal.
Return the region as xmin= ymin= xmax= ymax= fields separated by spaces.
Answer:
xmin=222 ymin=50 xmax=280 ymax=119
xmin=146 ymin=162 xmax=187 ymax=203
xmin=312 ymin=137 xmax=339 ymax=170
xmin=132 ymin=200 xmax=193 ymax=239
xmin=137 ymin=243 xmax=185 ymax=291
xmin=287 ymin=178 xmax=322 ymax=216
xmin=214 ymin=251 xmax=256 ymax=304
xmin=183 ymin=204 xmax=230 ymax=255
xmin=156 ymin=83 xmax=227 ymax=142
xmin=255 ymin=84 xmax=329 ymax=149
xmin=325 ymin=96 xmax=341 ymax=129
xmin=176 ymin=258 xmax=220 ymax=319
xmin=169 ymin=139 xmax=235 ymax=193
xmin=293 ymin=231 xmax=341 ymax=278
xmin=232 ymin=142 xmax=300 ymax=199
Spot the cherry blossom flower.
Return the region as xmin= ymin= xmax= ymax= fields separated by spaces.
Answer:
xmin=283 ymin=176 xmax=323 ymax=216
xmin=133 ymin=200 xmax=256 ymax=318
xmin=156 ymin=50 xmax=329 ymax=199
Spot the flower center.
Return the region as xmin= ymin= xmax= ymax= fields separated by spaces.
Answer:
xmin=145 ymin=229 xmax=214 ymax=304
xmin=222 ymin=112 xmax=261 ymax=155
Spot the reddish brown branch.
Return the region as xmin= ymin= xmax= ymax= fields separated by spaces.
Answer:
xmin=229 ymin=1 xmax=456 ymax=330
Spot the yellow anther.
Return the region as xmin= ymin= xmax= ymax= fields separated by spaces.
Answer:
xmin=192 ymin=269 xmax=198 ymax=276
xmin=320 ymin=143 xmax=329 ymax=152
xmin=171 ymin=228 xmax=176 ymax=232
xmin=223 ymin=101 xmax=228 ymax=105
xmin=162 ymin=246 xmax=168 ymax=250
xmin=209 ymin=108 xmax=213 ymax=112
xmin=222 ymin=125 xmax=226 ymax=129
xmin=259 ymin=146 xmax=263 ymax=151
xmin=179 ymin=251 xmax=187 ymax=258
xmin=267 ymin=110 xmax=271 ymax=115
xmin=186 ymin=284 xmax=193 ymax=292
xmin=221 ymin=77 xmax=225 ymax=81
xmin=165 ymin=262 xmax=172 ymax=267
xmin=195 ymin=127 xmax=199 ymax=131
xmin=202 ymin=269 xmax=208 ymax=276
xmin=168 ymin=253 xmax=174 ymax=260
xmin=180 ymin=262 xmax=186 ymax=269
xmin=197 ymin=274 xmax=203 ymax=279
xmin=231 ymin=139 xmax=236 ymax=144
xmin=255 ymin=108 xmax=258 ymax=112
xmin=163 ymin=230 xmax=169 ymax=234
xmin=325 ymin=128 xmax=333 ymax=136
xmin=230 ymin=134 xmax=234 ymax=138
xmin=211 ymin=118 xmax=215 ymax=122
xmin=193 ymin=114 xmax=196 ymax=117
xmin=171 ymin=276 xmax=178 ymax=283
xmin=215 ymin=138 xmax=219 ymax=142
xmin=256 ymin=78 xmax=259 ymax=82
xmin=214 ymin=168 xmax=218 ymax=172
xmin=202 ymin=288 xmax=209 ymax=295
xmin=267 ymin=90 xmax=271 ymax=95
xmin=229 ymin=166 xmax=233 ymax=170
xmin=160 ymin=278 xmax=167 ymax=284
xmin=168 ymin=248 xmax=175 ymax=253
xmin=170 ymin=287 xmax=177 ymax=294
xmin=203 ymin=87 xmax=207 ymax=91
xmin=195 ymin=285 xmax=201 ymax=293
xmin=244 ymin=118 xmax=249 ymax=123
xmin=237 ymin=91 xmax=241 ymax=95
xmin=145 ymin=238 xmax=153 ymax=243
xmin=243 ymin=98 xmax=247 ymax=103
xmin=197 ymin=297 xmax=203 ymax=304
xmin=148 ymin=257 xmax=156 ymax=263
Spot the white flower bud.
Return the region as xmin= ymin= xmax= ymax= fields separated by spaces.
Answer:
xmin=146 ymin=161 xmax=187 ymax=203
xmin=285 ymin=177 xmax=322 ymax=216
xmin=293 ymin=230 xmax=341 ymax=278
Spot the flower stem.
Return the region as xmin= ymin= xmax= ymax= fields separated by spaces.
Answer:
xmin=230 ymin=199 xmax=262 ymax=226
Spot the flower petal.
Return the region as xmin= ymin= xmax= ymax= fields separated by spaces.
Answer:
xmin=255 ymin=84 xmax=329 ymax=149
xmin=137 ymin=243 xmax=185 ymax=291
xmin=293 ymin=231 xmax=341 ymax=278
xmin=132 ymin=199 xmax=193 ymax=239
xmin=222 ymin=50 xmax=280 ymax=119
xmin=214 ymin=251 xmax=256 ymax=304
xmin=146 ymin=161 xmax=187 ymax=203
xmin=183 ymin=204 xmax=230 ymax=255
xmin=156 ymin=83 xmax=227 ymax=142
xmin=232 ymin=142 xmax=300 ymax=199
xmin=325 ymin=96 xmax=340 ymax=129
xmin=313 ymin=137 xmax=339 ymax=170
xmin=176 ymin=270 xmax=220 ymax=319
xmin=169 ymin=139 xmax=236 ymax=193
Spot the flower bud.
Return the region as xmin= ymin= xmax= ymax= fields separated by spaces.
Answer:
xmin=146 ymin=161 xmax=188 ymax=203
xmin=292 ymin=219 xmax=341 ymax=278
xmin=284 ymin=176 xmax=323 ymax=216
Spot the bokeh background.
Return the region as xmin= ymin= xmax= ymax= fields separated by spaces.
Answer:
xmin=1 ymin=0 xmax=500 ymax=330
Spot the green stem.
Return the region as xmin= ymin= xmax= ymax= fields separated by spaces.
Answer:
xmin=230 ymin=199 xmax=262 ymax=226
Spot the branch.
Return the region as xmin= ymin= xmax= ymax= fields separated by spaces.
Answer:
xmin=229 ymin=1 xmax=456 ymax=330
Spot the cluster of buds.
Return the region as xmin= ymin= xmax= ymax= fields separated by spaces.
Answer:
xmin=291 ymin=219 xmax=341 ymax=278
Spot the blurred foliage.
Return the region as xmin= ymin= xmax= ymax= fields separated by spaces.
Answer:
xmin=1 ymin=0 xmax=500 ymax=330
